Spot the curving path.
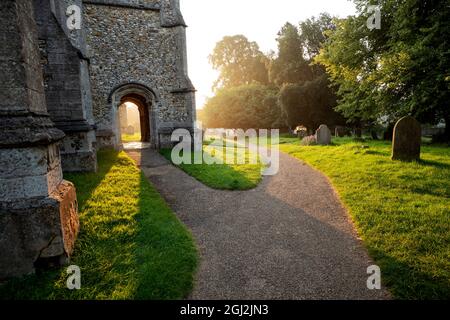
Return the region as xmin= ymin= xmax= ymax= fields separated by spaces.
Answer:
xmin=126 ymin=148 xmax=390 ymax=300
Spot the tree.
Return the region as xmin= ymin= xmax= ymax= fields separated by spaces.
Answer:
xmin=209 ymin=35 xmax=269 ymax=91
xmin=269 ymin=23 xmax=312 ymax=85
xmin=299 ymin=13 xmax=336 ymax=78
xmin=279 ymin=74 xmax=344 ymax=132
xmin=271 ymin=17 xmax=345 ymax=132
xmin=202 ymin=84 xmax=284 ymax=129
xmin=299 ymin=13 xmax=335 ymax=60
xmin=317 ymin=0 xmax=450 ymax=140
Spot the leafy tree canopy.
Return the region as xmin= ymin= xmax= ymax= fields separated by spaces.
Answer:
xmin=202 ymin=84 xmax=284 ymax=129
xmin=316 ymin=0 xmax=450 ymax=136
xmin=209 ymin=35 xmax=269 ymax=91
xmin=269 ymin=23 xmax=312 ymax=85
xmin=279 ymin=74 xmax=345 ymax=131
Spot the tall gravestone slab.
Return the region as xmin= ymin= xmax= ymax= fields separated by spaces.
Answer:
xmin=315 ymin=124 xmax=332 ymax=145
xmin=0 ymin=0 xmax=79 ymax=279
xmin=391 ymin=116 xmax=421 ymax=161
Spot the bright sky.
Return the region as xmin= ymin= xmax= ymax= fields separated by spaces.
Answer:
xmin=180 ymin=0 xmax=356 ymax=109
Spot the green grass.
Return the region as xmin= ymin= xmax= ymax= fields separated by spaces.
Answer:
xmin=0 ymin=149 xmax=198 ymax=300
xmin=122 ymin=133 xmax=141 ymax=142
xmin=278 ymin=136 xmax=450 ymax=299
xmin=160 ymin=142 xmax=263 ymax=190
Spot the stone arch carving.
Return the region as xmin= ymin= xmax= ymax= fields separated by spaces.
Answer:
xmin=109 ymin=83 xmax=159 ymax=148
xmin=108 ymin=82 xmax=160 ymax=104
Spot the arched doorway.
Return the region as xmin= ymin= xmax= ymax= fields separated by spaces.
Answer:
xmin=118 ymin=102 xmax=142 ymax=143
xmin=109 ymin=83 xmax=158 ymax=149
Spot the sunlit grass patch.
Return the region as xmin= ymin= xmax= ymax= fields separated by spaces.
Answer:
xmin=0 ymin=149 xmax=198 ymax=300
xmin=122 ymin=133 xmax=141 ymax=142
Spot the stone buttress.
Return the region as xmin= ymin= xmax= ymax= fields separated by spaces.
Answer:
xmin=34 ymin=0 xmax=97 ymax=172
xmin=0 ymin=0 xmax=79 ymax=279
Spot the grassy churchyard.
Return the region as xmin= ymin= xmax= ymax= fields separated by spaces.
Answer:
xmin=1 ymin=136 xmax=447 ymax=300
xmin=277 ymin=135 xmax=450 ymax=299
xmin=160 ymin=132 xmax=449 ymax=299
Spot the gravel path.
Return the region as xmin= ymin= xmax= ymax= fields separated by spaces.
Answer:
xmin=126 ymin=148 xmax=390 ymax=300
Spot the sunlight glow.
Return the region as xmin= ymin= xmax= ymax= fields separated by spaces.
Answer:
xmin=181 ymin=0 xmax=356 ymax=109
xmin=120 ymin=102 xmax=141 ymax=142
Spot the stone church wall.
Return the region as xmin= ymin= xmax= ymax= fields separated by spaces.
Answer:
xmin=0 ymin=0 xmax=79 ymax=279
xmin=83 ymin=0 xmax=196 ymax=148
xmin=34 ymin=0 xmax=98 ymax=172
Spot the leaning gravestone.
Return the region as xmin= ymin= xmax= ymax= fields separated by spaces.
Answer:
xmin=315 ymin=125 xmax=332 ymax=145
xmin=391 ymin=116 xmax=421 ymax=161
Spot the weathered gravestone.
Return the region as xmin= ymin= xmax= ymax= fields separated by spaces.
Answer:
xmin=126 ymin=125 xmax=135 ymax=135
xmin=315 ymin=125 xmax=332 ymax=145
xmin=391 ymin=116 xmax=421 ymax=161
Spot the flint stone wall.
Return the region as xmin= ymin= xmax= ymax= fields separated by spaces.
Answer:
xmin=83 ymin=0 xmax=196 ymax=148
xmin=34 ymin=0 xmax=97 ymax=172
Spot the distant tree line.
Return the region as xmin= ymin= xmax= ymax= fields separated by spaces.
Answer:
xmin=201 ymin=0 xmax=449 ymax=142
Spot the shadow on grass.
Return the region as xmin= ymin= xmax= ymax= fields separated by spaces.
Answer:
xmin=360 ymin=149 xmax=391 ymax=157
xmin=0 ymin=149 xmax=197 ymax=300
xmin=134 ymin=174 xmax=198 ymax=299
xmin=368 ymin=247 xmax=450 ymax=300
xmin=418 ymin=159 xmax=450 ymax=170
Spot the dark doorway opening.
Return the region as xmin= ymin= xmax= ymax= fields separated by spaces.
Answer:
xmin=118 ymin=93 xmax=152 ymax=149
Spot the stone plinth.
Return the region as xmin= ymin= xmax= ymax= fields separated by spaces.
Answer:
xmin=0 ymin=180 xmax=79 ymax=278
